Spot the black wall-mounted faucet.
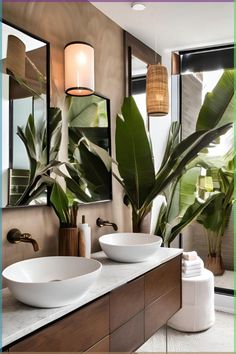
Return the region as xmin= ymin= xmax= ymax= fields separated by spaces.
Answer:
xmin=96 ymin=218 xmax=118 ymax=231
xmin=7 ymin=229 xmax=39 ymax=252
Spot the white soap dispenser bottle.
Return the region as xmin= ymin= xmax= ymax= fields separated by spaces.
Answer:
xmin=78 ymin=215 xmax=91 ymax=258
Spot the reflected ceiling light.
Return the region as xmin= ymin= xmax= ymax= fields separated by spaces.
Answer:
xmin=64 ymin=41 xmax=95 ymax=96
xmin=131 ymin=2 xmax=146 ymax=11
xmin=146 ymin=63 xmax=169 ymax=116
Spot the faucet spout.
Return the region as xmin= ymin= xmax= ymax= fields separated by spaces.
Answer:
xmin=7 ymin=229 xmax=39 ymax=252
xmin=21 ymin=235 xmax=39 ymax=252
xmin=96 ymin=218 xmax=118 ymax=231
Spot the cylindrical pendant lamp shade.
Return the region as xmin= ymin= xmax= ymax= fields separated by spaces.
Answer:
xmin=64 ymin=42 xmax=94 ymax=96
xmin=146 ymin=63 xmax=169 ymax=116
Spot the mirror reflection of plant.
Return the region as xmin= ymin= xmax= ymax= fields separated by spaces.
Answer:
xmin=68 ymin=138 xmax=112 ymax=202
xmin=67 ymin=94 xmax=111 ymax=201
xmin=16 ymin=107 xmax=62 ymax=205
xmin=66 ymin=95 xmax=108 ymax=128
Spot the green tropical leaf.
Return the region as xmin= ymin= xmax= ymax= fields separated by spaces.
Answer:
xmin=116 ymin=97 xmax=155 ymax=209
xmin=144 ymin=123 xmax=232 ymax=212
xmin=49 ymin=107 xmax=62 ymax=162
xmin=50 ymin=182 xmax=70 ymax=225
xmin=81 ymin=138 xmax=112 ymax=171
xmin=167 ymin=193 xmax=223 ymax=244
xmin=78 ymin=142 xmax=111 ymax=199
xmin=160 ymin=121 xmax=180 ymax=169
xmin=196 ymin=70 xmax=234 ymax=130
xmin=70 ymin=103 xmax=99 ymax=127
xmin=196 ymin=193 xmax=225 ymax=235
xmin=179 ymin=167 xmax=201 ymax=217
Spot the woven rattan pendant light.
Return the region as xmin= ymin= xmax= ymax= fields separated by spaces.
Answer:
xmin=146 ymin=63 xmax=169 ymax=116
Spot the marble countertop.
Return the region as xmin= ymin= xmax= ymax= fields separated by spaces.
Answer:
xmin=2 ymin=248 xmax=182 ymax=347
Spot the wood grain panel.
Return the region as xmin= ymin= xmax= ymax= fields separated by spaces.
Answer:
xmin=85 ymin=336 xmax=109 ymax=352
xmin=110 ymin=276 xmax=144 ymax=332
xmin=145 ymin=286 xmax=181 ymax=341
xmin=145 ymin=256 xmax=181 ymax=305
xmin=110 ymin=311 xmax=144 ymax=352
xmin=9 ymin=296 xmax=109 ymax=352
xmin=58 ymin=227 xmax=79 ymax=256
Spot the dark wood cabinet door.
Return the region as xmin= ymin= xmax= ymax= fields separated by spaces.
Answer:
xmin=85 ymin=336 xmax=109 ymax=352
xmin=145 ymin=285 xmax=181 ymax=340
xmin=145 ymin=255 xmax=182 ymax=306
xmin=9 ymin=296 xmax=109 ymax=352
xmin=110 ymin=276 xmax=144 ymax=332
xmin=110 ymin=311 xmax=144 ymax=352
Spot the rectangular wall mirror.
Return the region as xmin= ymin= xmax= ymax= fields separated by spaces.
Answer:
xmin=1 ymin=20 xmax=49 ymax=208
xmin=67 ymin=93 xmax=112 ymax=203
xmin=124 ymin=31 xmax=161 ymax=131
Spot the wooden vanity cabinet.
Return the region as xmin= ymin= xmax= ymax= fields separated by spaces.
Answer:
xmin=8 ymin=255 xmax=181 ymax=353
xmin=9 ymin=295 xmax=109 ymax=352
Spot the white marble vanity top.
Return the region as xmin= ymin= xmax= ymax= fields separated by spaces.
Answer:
xmin=2 ymin=248 xmax=182 ymax=347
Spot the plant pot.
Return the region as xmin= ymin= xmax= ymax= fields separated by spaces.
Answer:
xmin=59 ymin=227 xmax=79 ymax=256
xmin=205 ymin=254 xmax=225 ymax=276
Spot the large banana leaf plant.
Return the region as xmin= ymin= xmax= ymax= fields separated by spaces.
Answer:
xmin=154 ymin=70 xmax=234 ymax=244
xmin=115 ymin=69 xmax=234 ymax=232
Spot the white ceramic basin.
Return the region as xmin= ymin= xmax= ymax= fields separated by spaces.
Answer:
xmin=99 ymin=233 xmax=162 ymax=263
xmin=2 ymin=256 xmax=102 ymax=308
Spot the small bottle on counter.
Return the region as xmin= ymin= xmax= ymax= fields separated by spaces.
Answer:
xmin=78 ymin=215 xmax=91 ymax=258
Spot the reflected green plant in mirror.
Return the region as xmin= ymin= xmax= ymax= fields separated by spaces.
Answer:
xmin=66 ymin=94 xmax=112 ymax=202
xmin=15 ymin=107 xmax=62 ymax=205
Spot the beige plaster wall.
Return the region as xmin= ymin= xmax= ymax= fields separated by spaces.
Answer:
xmin=2 ymin=2 xmax=131 ymax=274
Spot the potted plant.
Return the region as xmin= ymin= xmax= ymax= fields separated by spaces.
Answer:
xmin=154 ymin=70 xmax=233 ymax=276
xmin=50 ymin=182 xmax=80 ymax=256
xmin=113 ymin=70 xmax=233 ymax=233
xmin=196 ymin=161 xmax=233 ymax=275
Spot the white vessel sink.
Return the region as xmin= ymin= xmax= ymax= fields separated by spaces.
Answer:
xmin=2 ymin=256 xmax=102 ymax=308
xmin=99 ymin=233 xmax=162 ymax=263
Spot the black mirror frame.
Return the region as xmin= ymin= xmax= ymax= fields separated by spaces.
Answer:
xmin=2 ymin=19 xmax=50 ymax=209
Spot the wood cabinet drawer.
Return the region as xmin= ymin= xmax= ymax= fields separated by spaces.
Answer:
xmin=9 ymin=295 xmax=109 ymax=352
xmin=145 ymin=255 xmax=181 ymax=305
xmin=85 ymin=336 xmax=109 ymax=352
xmin=110 ymin=276 xmax=144 ymax=332
xmin=145 ymin=285 xmax=181 ymax=340
xmin=110 ymin=311 xmax=144 ymax=352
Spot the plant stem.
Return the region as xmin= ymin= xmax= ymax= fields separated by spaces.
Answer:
xmin=132 ymin=210 xmax=142 ymax=233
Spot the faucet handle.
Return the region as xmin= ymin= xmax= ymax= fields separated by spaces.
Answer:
xmin=7 ymin=228 xmax=22 ymax=243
